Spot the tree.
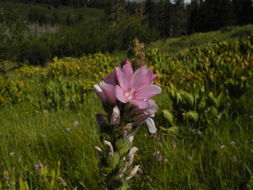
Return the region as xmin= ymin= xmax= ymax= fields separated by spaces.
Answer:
xmin=233 ymin=0 xmax=253 ymax=25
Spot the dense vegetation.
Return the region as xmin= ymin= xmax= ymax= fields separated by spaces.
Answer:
xmin=0 ymin=32 xmax=252 ymax=189
xmin=1 ymin=0 xmax=253 ymax=66
xmin=1 ymin=0 xmax=253 ymax=189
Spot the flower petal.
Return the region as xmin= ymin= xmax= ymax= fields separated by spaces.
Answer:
xmin=146 ymin=117 xmax=157 ymax=133
xmin=116 ymin=67 xmax=130 ymax=88
xmin=144 ymin=99 xmax=158 ymax=116
xmin=116 ymin=85 xmax=128 ymax=103
xmin=132 ymin=65 xmax=149 ymax=89
xmin=103 ymin=71 xmax=117 ymax=85
xmin=99 ymin=81 xmax=116 ymax=104
xmin=94 ymin=84 xmax=107 ymax=103
xmin=130 ymin=99 xmax=148 ymax=109
xmin=134 ymin=85 xmax=162 ymax=100
xmin=111 ymin=105 xmax=121 ymax=125
xmin=122 ymin=60 xmax=134 ymax=79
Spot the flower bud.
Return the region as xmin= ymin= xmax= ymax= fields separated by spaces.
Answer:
xmin=94 ymin=84 xmax=107 ymax=103
xmin=110 ymin=106 xmax=120 ymax=126
xmin=126 ymin=165 xmax=140 ymax=181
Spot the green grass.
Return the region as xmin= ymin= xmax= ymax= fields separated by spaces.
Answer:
xmin=0 ymin=87 xmax=252 ymax=189
xmin=149 ymin=25 xmax=253 ymax=55
xmin=0 ymin=29 xmax=253 ymax=189
xmin=0 ymin=93 xmax=102 ymax=189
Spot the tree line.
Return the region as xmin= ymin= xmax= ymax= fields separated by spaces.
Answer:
xmin=6 ymin=0 xmax=253 ymax=36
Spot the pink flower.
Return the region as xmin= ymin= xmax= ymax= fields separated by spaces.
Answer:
xmin=73 ymin=120 xmax=79 ymax=127
xmin=131 ymin=99 xmax=158 ymax=116
xmin=115 ymin=62 xmax=161 ymax=109
xmin=94 ymin=68 xmax=118 ymax=104
xmin=94 ymin=61 xmax=161 ymax=108
xmin=132 ymin=100 xmax=158 ymax=133
xmin=94 ymin=82 xmax=116 ymax=104
xmin=35 ymin=163 xmax=44 ymax=171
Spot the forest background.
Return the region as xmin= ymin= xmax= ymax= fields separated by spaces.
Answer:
xmin=0 ymin=0 xmax=253 ymax=66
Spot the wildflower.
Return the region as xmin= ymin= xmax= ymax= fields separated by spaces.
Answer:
xmin=132 ymin=99 xmax=159 ymax=133
xmin=3 ymin=176 xmax=10 ymax=181
xmin=126 ymin=165 xmax=140 ymax=181
xmin=146 ymin=117 xmax=157 ymax=134
xmin=94 ymin=75 xmax=117 ymax=104
xmin=73 ymin=120 xmax=79 ymax=127
xmin=220 ymin=145 xmax=225 ymax=149
xmin=7 ymin=182 xmax=15 ymax=187
xmin=230 ymin=141 xmax=236 ymax=145
xmin=197 ymin=130 xmax=203 ymax=135
xmin=35 ymin=163 xmax=44 ymax=171
xmin=94 ymin=84 xmax=107 ymax=103
xmin=95 ymin=146 xmax=102 ymax=153
xmin=9 ymin=152 xmax=15 ymax=156
xmin=152 ymin=151 xmax=167 ymax=163
xmin=110 ymin=106 xmax=120 ymax=125
xmin=172 ymin=142 xmax=177 ymax=148
xmin=115 ymin=62 xmax=161 ymax=109
xmin=65 ymin=128 xmax=71 ymax=132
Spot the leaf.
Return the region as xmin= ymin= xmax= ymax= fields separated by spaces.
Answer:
xmin=116 ymin=139 xmax=131 ymax=156
xmin=107 ymin=153 xmax=120 ymax=170
xmin=185 ymin=111 xmax=199 ymax=121
xmin=160 ymin=126 xmax=179 ymax=134
xmin=162 ymin=109 xmax=174 ymax=126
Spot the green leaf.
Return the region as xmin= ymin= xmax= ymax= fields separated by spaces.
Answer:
xmin=107 ymin=153 xmax=120 ymax=170
xmin=162 ymin=109 xmax=174 ymax=126
xmin=185 ymin=111 xmax=199 ymax=121
xmin=160 ymin=126 xmax=179 ymax=134
xmin=116 ymin=140 xmax=131 ymax=156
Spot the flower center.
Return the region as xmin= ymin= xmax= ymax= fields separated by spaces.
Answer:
xmin=125 ymin=89 xmax=133 ymax=100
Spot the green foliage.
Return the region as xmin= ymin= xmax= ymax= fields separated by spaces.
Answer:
xmin=40 ymin=78 xmax=88 ymax=110
xmin=0 ymin=79 xmax=27 ymax=105
xmin=0 ymin=33 xmax=253 ymax=189
xmin=0 ymin=162 xmax=68 ymax=189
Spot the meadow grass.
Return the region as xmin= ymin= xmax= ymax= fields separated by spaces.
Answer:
xmin=0 ymin=87 xmax=252 ymax=189
xmin=0 ymin=27 xmax=253 ymax=189
xmin=149 ymin=25 xmax=253 ymax=55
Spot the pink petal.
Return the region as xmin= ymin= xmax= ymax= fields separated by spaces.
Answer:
xmin=94 ymin=84 xmax=107 ymax=103
xmin=134 ymin=85 xmax=162 ymax=100
xmin=116 ymin=67 xmax=130 ymax=88
xmin=132 ymin=66 xmax=155 ymax=89
xmin=151 ymin=74 xmax=157 ymax=81
xmin=130 ymin=99 xmax=148 ymax=109
xmin=116 ymin=85 xmax=128 ymax=103
xmin=99 ymin=81 xmax=116 ymax=104
xmin=143 ymin=99 xmax=158 ymax=116
xmin=122 ymin=60 xmax=134 ymax=79
xmin=103 ymin=71 xmax=117 ymax=85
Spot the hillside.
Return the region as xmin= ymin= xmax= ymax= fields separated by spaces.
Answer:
xmin=149 ymin=25 xmax=253 ymax=55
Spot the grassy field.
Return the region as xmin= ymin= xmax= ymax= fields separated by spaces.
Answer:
xmin=149 ymin=25 xmax=253 ymax=55
xmin=0 ymin=28 xmax=253 ymax=189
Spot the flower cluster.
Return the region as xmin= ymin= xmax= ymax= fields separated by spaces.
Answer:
xmin=94 ymin=60 xmax=161 ymax=189
xmin=94 ymin=60 xmax=161 ymax=133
